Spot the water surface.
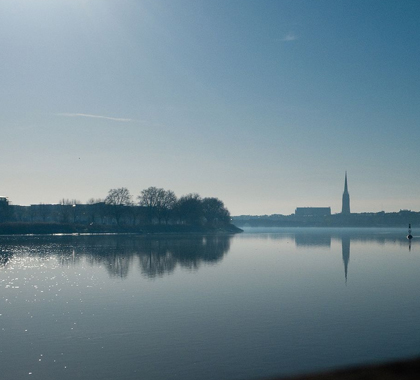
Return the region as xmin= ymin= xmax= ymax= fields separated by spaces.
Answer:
xmin=1 ymin=228 xmax=419 ymax=380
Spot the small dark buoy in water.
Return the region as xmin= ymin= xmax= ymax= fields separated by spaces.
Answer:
xmin=407 ymin=223 xmax=413 ymax=240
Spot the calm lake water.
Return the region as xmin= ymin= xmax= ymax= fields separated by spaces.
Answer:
xmin=1 ymin=228 xmax=419 ymax=380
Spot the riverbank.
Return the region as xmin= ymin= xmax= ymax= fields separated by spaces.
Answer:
xmin=0 ymin=222 xmax=243 ymax=235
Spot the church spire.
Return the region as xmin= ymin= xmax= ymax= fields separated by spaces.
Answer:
xmin=344 ymin=171 xmax=348 ymax=193
xmin=341 ymin=172 xmax=350 ymax=214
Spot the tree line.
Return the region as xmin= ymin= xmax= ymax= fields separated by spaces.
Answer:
xmin=2 ymin=187 xmax=232 ymax=228
xmin=104 ymin=187 xmax=230 ymax=227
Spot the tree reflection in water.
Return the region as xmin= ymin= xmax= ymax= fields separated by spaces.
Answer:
xmin=0 ymin=234 xmax=233 ymax=279
xmin=138 ymin=236 xmax=231 ymax=278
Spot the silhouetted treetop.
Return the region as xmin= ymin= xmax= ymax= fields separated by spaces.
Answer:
xmin=202 ymin=197 xmax=230 ymax=227
xmin=105 ymin=187 xmax=133 ymax=225
xmin=105 ymin=188 xmax=132 ymax=207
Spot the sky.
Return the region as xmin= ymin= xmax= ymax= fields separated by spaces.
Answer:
xmin=1 ymin=0 xmax=419 ymax=215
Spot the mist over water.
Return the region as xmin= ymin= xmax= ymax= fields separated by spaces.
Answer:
xmin=1 ymin=229 xmax=419 ymax=380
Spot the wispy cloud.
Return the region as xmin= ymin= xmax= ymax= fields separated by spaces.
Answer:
xmin=56 ymin=113 xmax=133 ymax=122
xmin=282 ymin=32 xmax=298 ymax=42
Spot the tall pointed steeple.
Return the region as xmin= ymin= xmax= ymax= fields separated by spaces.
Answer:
xmin=344 ymin=172 xmax=348 ymax=193
xmin=341 ymin=172 xmax=350 ymax=214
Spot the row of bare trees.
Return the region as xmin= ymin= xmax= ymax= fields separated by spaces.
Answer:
xmin=104 ymin=187 xmax=231 ymax=227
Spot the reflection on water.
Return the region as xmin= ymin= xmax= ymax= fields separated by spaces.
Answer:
xmin=295 ymin=234 xmax=331 ymax=247
xmin=0 ymin=234 xmax=232 ymax=278
xmin=0 ymin=230 xmax=416 ymax=283
xmin=1 ymin=228 xmax=419 ymax=380
xmin=239 ymin=228 xmax=417 ymax=284
xmin=342 ymin=236 xmax=350 ymax=283
xmin=240 ymin=227 xmax=417 ymax=245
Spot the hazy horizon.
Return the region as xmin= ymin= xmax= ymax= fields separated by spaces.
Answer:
xmin=1 ymin=0 xmax=419 ymax=215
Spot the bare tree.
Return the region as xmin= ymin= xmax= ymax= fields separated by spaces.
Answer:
xmin=105 ymin=188 xmax=132 ymax=225
xmin=160 ymin=190 xmax=177 ymax=224
xmin=138 ymin=187 xmax=165 ymax=224
xmin=138 ymin=187 xmax=178 ymax=224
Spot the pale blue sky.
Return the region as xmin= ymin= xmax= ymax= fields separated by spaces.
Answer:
xmin=1 ymin=0 xmax=419 ymax=215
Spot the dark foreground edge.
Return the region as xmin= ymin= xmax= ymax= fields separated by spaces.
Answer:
xmin=261 ymin=356 xmax=420 ymax=380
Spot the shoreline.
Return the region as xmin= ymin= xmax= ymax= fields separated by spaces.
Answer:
xmin=232 ymin=212 xmax=420 ymax=228
xmin=0 ymin=222 xmax=243 ymax=236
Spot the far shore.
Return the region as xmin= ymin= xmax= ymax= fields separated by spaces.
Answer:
xmin=232 ymin=211 xmax=419 ymax=228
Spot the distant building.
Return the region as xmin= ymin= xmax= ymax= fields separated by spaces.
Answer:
xmin=295 ymin=207 xmax=331 ymax=216
xmin=0 ymin=196 xmax=10 ymax=222
xmin=341 ymin=172 xmax=350 ymax=214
